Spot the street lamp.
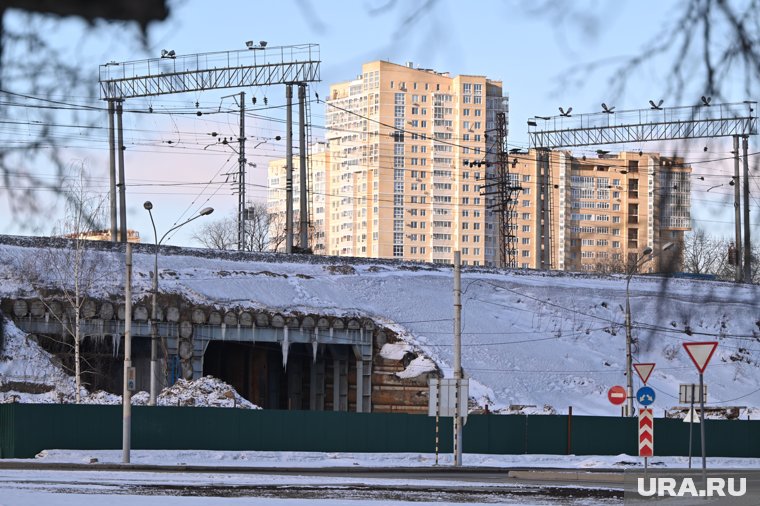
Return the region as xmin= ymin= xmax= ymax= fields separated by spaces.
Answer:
xmin=143 ymin=202 xmax=214 ymax=405
xmin=624 ymin=241 xmax=674 ymax=416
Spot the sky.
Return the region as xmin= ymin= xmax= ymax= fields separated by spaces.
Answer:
xmin=1 ymin=0 xmax=757 ymax=247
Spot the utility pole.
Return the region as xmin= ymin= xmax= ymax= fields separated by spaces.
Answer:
xmin=285 ymin=84 xmax=294 ymax=254
xmin=298 ymin=84 xmax=309 ymax=251
xmin=733 ymin=135 xmax=743 ymax=282
xmin=108 ymin=100 xmax=117 ymax=242
xmin=238 ymin=91 xmax=246 ymax=251
xmin=116 ymin=100 xmax=127 ymax=243
xmin=742 ymin=136 xmax=751 ymax=282
xmin=453 ymin=250 xmax=463 ymax=467
xmin=122 ymin=243 xmax=133 ymax=464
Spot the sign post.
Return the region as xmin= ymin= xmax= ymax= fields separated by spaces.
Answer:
xmin=682 ymin=341 xmax=718 ymax=480
xmin=633 ymin=363 xmax=655 ymax=471
xmin=639 ymin=407 xmax=654 ymax=472
xmin=680 ymin=383 xmax=707 ymax=469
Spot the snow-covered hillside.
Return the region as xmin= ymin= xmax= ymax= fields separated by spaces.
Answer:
xmin=1 ymin=235 xmax=759 ymax=416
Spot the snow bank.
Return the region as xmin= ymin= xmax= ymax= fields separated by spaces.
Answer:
xmin=132 ymin=376 xmax=260 ymax=409
xmin=396 ymin=356 xmax=437 ymax=379
xmin=0 ymin=319 xmax=258 ymax=408
xmin=0 ymin=319 xmax=78 ymax=403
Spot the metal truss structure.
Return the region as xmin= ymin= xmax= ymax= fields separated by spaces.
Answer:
xmin=525 ymin=100 xmax=757 ymax=281
xmin=98 ymin=44 xmax=320 ymax=254
xmin=99 ymin=44 xmax=320 ymax=99
xmin=482 ymin=112 xmax=522 ymax=268
xmin=528 ymin=102 xmax=756 ymax=149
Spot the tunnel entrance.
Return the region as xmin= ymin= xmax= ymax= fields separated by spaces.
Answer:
xmin=203 ymin=341 xmax=320 ymax=410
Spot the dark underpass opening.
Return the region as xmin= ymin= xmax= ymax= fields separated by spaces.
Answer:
xmin=203 ymin=341 xmax=319 ymax=410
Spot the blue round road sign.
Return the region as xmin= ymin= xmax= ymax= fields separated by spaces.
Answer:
xmin=636 ymin=386 xmax=656 ymax=406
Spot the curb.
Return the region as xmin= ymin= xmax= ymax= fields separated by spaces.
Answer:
xmin=508 ymin=469 xmax=624 ymax=484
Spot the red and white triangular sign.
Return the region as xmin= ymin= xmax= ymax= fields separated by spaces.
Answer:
xmin=683 ymin=342 xmax=718 ymax=373
xmin=633 ymin=363 xmax=656 ymax=384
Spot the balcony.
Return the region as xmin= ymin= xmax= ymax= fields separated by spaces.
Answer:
xmin=628 ymin=216 xmax=639 ymax=224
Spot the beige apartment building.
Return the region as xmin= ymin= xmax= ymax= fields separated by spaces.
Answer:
xmin=267 ymin=142 xmax=329 ymax=255
xmin=321 ymin=60 xmax=508 ymax=265
xmin=267 ymin=60 xmax=690 ymax=272
xmin=506 ymin=150 xmax=690 ymax=273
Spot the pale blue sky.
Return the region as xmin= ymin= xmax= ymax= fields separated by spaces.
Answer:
xmin=2 ymin=0 xmax=756 ymax=246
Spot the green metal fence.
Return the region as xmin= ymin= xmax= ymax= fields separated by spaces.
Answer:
xmin=1 ymin=404 xmax=758 ymax=459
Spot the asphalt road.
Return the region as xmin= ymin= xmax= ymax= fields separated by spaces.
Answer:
xmin=0 ymin=463 xmax=625 ymax=504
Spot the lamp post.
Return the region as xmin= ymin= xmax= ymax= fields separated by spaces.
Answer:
xmin=143 ymin=202 xmax=214 ymax=405
xmin=624 ymin=242 xmax=674 ymax=416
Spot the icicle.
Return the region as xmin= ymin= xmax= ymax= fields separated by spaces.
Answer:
xmin=113 ymin=333 xmax=120 ymax=357
xmin=281 ymin=326 xmax=290 ymax=369
xmin=312 ymin=328 xmax=319 ymax=364
xmin=221 ymin=322 xmax=226 ymax=340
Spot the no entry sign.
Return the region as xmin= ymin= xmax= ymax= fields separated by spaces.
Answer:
xmin=608 ymin=385 xmax=626 ymax=405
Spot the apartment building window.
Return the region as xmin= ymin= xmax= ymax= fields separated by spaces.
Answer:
xmin=613 ymin=204 xmax=620 ymax=211
xmin=612 ymin=241 xmax=621 ymax=248
xmin=521 ymin=212 xmax=531 ymax=220
xmin=463 ymin=121 xmax=470 ymax=130
xmin=522 ymin=237 xmax=530 ymax=245
xmin=522 ymin=225 xmax=531 ymax=232
xmin=393 ymin=245 xmax=403 ymax=257
xmin=463 ymin=109 xmax=470 ymax=116
xmin=613 ymin=191 xmax=620 ymax=198
xmin=462 ymin=197 xmax=469 ymax=204
xmin=612 ymin=216 xmax=621 ymax=223
xmin=612 ymin=229 xmax=621 ymax=236
xmin=463 ymin=83 xmax=472 ymax=93
xmin=410 ymin=247 xmax=417 ymax=254
xmin=462 ymin=235 xmax=469 ymax=242
xmin=474 ymin=121 xmax=481 ymax=129
xmin=474 ymin=109 xmax=482 ymax=117
xmin=522 ymin=200 xmax=530 ymax=207
xmin=522 ymin=250 xmax=530 ymax=257
xmin=462 ymin=210 xmax=469 ymax=217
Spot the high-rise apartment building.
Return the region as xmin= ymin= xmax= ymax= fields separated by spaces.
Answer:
xmin=267 ymin=142 xmax=329 ymax=255
xmin=267 ymin=60 xmax=690 ymax=273
xmin=506 ymin=150 xmax=690 ymax=272
xmin=323 ymin=60 xmax=508 ymax=265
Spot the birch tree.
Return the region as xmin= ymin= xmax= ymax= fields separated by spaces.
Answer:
xmin=17 ymin=163 xmax=115 ymax=402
